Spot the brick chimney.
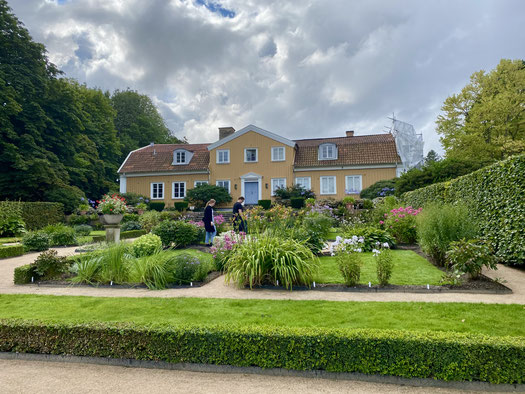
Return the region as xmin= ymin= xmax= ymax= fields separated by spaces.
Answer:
xmin=346 ymin=130 xmax=354 ymax=137
xmin=219 ymin=127 xmax=235 ymax=140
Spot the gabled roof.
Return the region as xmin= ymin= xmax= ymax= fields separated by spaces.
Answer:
xmin=207 ymin=124 xmax=296 ymax=150
xmin=294 ymin=134 xmax=401 ymax=167
xmin=118 ymin=144 xmax=210 ymax=174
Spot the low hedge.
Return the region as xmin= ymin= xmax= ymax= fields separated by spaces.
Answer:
xmin=148 ymin=202 xmax=165 ymax=212
xmin=91 ymin=229 xmax=147 ymax=243
xmin=258 ymin=200 xmax=271 ymax=209
xmin=0 ymin=320 xmax=523 ymax=384
xmin=0 ymin=245 xmax=24 ymax=259
xmin=13 ymin=265 xmax=35 ymax=284
xmin=290 ymin=197 xmax=305 ymax=209
xmin=403 ymin=154 xmax=525 ymax=266
xmin=174 ymin=202 xmax=189 ymax=212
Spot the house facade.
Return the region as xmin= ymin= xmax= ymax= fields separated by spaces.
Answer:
xmin=118 ymin=124 xmax=402 ymax=206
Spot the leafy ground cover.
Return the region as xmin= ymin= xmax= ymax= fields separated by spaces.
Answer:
xmin=0 ymin=294 xmax=523 ymax=337
xmin=315 ymin=250 xmax=444 ymax=285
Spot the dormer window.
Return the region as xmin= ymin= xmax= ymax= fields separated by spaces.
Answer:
xmin=172 ymin=149 xmax=193 ymax=165
xmin=319 ymin=143 xmax=337 ymax=160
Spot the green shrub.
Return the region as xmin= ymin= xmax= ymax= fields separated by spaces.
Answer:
xmin=43 ymin=224 xmax=78 ymax=246
xmin=382 ymin=206 xmax=421 ymax=244
xmin=120 ymin=221 xmax=142 ymax=232
xmin=0 ymin=200 xmax=25 ymax=236
xmin=43 ymin=185 xmax=85 ymax=214
xmin=148 ymin=202 xmax=165 ymax=212
xmin=174 ymin=202 xmax=189 ymax=212
xmin=225 ymin=235 xmax=319 ymax=289
xmin=73 ymin=224 xmax=92 ymax=236
xmin=22 ymin=232 xmax=50 ymax=251
xmin=152 ymin=221 xmax=197 ymax=248
xmin=446 ymin=239 xmax=498 ymax=279
xmin=122 ymin=213 xmax=140 ymax=223
xmin=117 ymin=193 xmax=148 ymax=207
xmin=302 ymin=211 xmax=333 ymax=239
xmin=290 ymin=226 xmax=324 ymax=254
xmin=33 ymin=250 xmax=69 ymax=280
xmin=0 ymin=321 xmax=523 ymax=384
xmin=343 ymin=227 xmax=395 ymax=252
xmin=337 ymin=251 xmax=362 ymax=286
xmin=371 ymin=196 xmax=400 ymax=223
xmin=375 ymin=248 xmax=394 ymax=285
xmin=185 ymin=184 xmax=233 ymax=208
xmin=1 ymin=201 xmax=64 ymax=230
xmin=91 ymin=235 xmax=106 ymax=243
xmin=121 ymin=230 xmax=147 ymax=239
xmin=131 ymin=234 xmax=162 ymax=257
xmin=258 ymin=200 xmax=271 ymax=209
xmin=274 ymin=184 xmax=315 ymax=200
xmin=290 ymin=197 xmax=305 ymax=209
xmin=0 ymin=245 xmax=24 ymax=259
xmin=139 ymin=211 xmax=162 ymax=232
xmin=416 ymin=203 xmax=478 ymax=266
xmin=360 ymin=180 xmax=396 ymax=200
xmin=13 ymin=264 xmax=36 ymax=284
xmin=165 ymin=253 xmax=200 ymax=284
xmin=361 ymin=199 xmax=374 ymax=210
xmin=403 ymin=155 xmax=525 ymax=265
xmin=193 ymin=226 xmax=206 ymax=244
xmin=70 ymin=254 xmax=102 ymax=285
xmin=67 ymin=214 xmax=91 ymax=226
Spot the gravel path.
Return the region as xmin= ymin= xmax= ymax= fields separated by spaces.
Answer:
xmin=1 ymin=247 xmax=524 ymax=304
xmin=0 ymin=359 xmax=480 ymax=394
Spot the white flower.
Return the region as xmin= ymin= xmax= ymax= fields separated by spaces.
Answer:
xmin=372 ymin=248 xmax=381 ymax=255
xmin=358 ymin=237 xmax=364 ymax=243
xmin=352 ymin=235 xmax=358 ymax=242
xmin=335 ymin=236 xmax=343 ymax=243
xmin=382 ymin=242 xmax=390 ymax=248
xmin=331 ymin=252 xmax=335 ymax=256
xmin=356 ymin=248 xmax=362 ymax=253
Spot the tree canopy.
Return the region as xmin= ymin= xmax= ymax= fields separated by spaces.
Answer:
xmin=437 ymin=59 xmax=525 ymax=162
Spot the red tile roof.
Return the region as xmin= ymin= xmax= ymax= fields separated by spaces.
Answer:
xmin=294 ymin=134 xmax=400 ymax=167
xmin=118 ymin=144 xmax=210 ymax=174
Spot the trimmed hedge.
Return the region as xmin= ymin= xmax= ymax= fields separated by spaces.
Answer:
xmin=149 ymin=202 xmax=165 ymax=212
xmin=258 ymin=200 xmax=271 ymax=209
xmin=403 ymin=155 xmax=525 ymax=266
xmin=174 ymin=202 xmax=189 ymax=212
xmin=290 ymin=197 xmax=305 ymax=209
xmin=0 ymin=245 xmax=24 ymax=259
xmin=21 ymin=202 xmax=65 ymax=230
xmin=13 ymin=265 xmax=35 ymax=284
xmin=0 ymin=320 xmax=523 ymax=384
xmin=91 ymin=229 xmax=147 ymax=243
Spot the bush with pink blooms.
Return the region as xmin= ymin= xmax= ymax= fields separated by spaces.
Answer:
xmin=210 ymin=230 xmax=247 ymax=271
xmin=380 ymin=206 xmax=422 ymax=244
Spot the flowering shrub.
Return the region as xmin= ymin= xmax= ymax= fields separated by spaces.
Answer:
xmin=381 ymin=206 xmax=422 ymax=244
xmin=330 ymin=235 xmax=365 ymax=255
xmin=97 ymin=194 xmax=128 ymax=215
xmin=211 ymin=230 xmax=247 ymax=271
xmin=446 ymin=239 xmax=497 ymax=279
xmin=343 ymin=226 xmax=395 ymax=252
xmin=375 ymin=246 xmax=394 ymax=286
xmin=131 ymin=233 xmax=162 ymax=257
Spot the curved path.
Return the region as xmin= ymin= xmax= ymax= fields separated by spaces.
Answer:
xmin=0 ymin=247 xmax=524 ymax=304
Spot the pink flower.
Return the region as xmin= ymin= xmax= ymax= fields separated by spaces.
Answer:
xmin=379 ymin=220 xmax=384 ymax=224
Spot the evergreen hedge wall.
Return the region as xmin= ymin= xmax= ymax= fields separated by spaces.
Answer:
xmin=0 ymin=320 xmax=523 ymax=384
xmin=1 ymin=202 xmax=65 ymax=230
xmin=403 ymin=155 xmax=525 ymax=265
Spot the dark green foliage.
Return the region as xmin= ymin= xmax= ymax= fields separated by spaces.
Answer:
xmin=73 ymin=224 xmax=92 ymax=236
xmin=0 ymin=245 xmax=24 ymax=259
xmin=446 ymin=239 xmax=498 ymax=279
xmin=22 ymin=232 xmax=50 ymax=251
xmin=174 ymin=202 xmax=189 ymax=212
xmin=67 ymin=214 xmax=91 ymax=226
xmin=33 ymin=250 xmax=69 ymax=280
xmin=165 ymin=253 xmax=201 ymax=284
xmin=0 ymin=200 xmax=25 ymax=236
xmin=0 ymin=320 xmax=523 ymax=384
xmin=360 ymin=180 xmax=396 ymax=200
xmin=344 ymin=227 xmax=395 ymax=252
xmin=258 ymin=200 xmax=271 ymax=209
xmin=290 ymin=227 xmax=324 ymax=254
xmin=120 ymin=221 xmax=142 ymax=232
xmin=1 ymin=202 xmax=64 ymax=230
xmin=121 ymin=213 xmax=139 ymax=223
xmin=116 ymin=193 xmax=147 ymax=207
xmin=376 ymin=249 xmax=394 ymax=286
xmin=43 ymin=224 xmax=77 ymax=246
xmin=148 ymin=202 xmax=165 ymax=212
xmin=152 ymin=221 xmax=197 ymax=247
xmin=361 ymin=199 xmax=374 ymax=210
xmin=337 ymin=252 xmax=362 ymax=286
xmin=290 ymin=197 xmax=305 ymax=209
xmin=121 ymin=230 xmax=147 ymax=239
xmin=404 ymin=155 xmax=525 ymax=265
xmin=194 ymin=226 xmax=206 ymax=244
xmin=185 ymin=184 xmax=232 ymax=208
xmin=274 ymin=184 xmax=316 ymax=200
xmin=43 ymin=185 xmax=85 ymax=214
xmin=13 ymin=265 xmax=36 ymax=284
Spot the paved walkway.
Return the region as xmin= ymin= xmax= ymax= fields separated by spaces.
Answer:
xmin=1 ymin=247 xmax=524 ymax=304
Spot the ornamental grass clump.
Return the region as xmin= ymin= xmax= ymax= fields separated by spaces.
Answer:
xmin=128 ymin=250 xmax=170 ymax=290
xmin=375 ymin=246 xmax=394 ymax=286
xmin=225 ymin=235 xmax=319 ymax=290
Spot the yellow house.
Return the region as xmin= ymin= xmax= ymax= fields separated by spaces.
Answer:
xmin=118 ymin=124 xmax=402 ymax=206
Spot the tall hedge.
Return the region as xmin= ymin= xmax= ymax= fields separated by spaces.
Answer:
xmin=17 ymin=202 xmax=64 ymax=230
xmin=402 ymin=155 xmax=525 ymax=265
xmin=0 ymin=320 xmax=523 ymax=384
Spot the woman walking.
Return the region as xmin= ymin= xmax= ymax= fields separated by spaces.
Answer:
xmin=203 ymin=199 xmax=216 ymax=246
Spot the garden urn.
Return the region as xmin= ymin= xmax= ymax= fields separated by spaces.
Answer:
xmin=103 ymin=214 xmax=123 ymax=225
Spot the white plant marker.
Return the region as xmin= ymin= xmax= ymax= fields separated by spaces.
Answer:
xmin=190 ymin=282 xmax=193 ymax=287
xmin=276 ymin=280 xmax=279 ymax=286
xmin=427 ymin=284 xmax=430 ymax=290
xmin=368 ymin=281 xmax=371 ymax=288
xmin=313 ymin=281 xmax=316 ymax=288
xmin=31 ymin=277 xmax=34 ymax=283
xmin=110 ymin=281 xmax=113 ymax=286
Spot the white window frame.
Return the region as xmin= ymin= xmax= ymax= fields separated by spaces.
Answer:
xmin=175 ymin=151 xmax=186 ymax=164
xmin=244 ymin=148 xmax=258 ymax=163
xmin=345 ymin=175 xmax=362 ymax=194
xmin=150 ymin=182 xmax=164 ymax=200
xmin=194 ymin=180 xmax=209 ymax=187
xmin=172 ymin=182 xmax=186 ymax=199
xmin=217 ymin=149 xmax=230 ymax=164
xmin=320 ymin=176 xmax=336 ymax=195
xmin=318 ymin=143 xmax=337 ymax=160
xmin=216 ymin=180 xmax=231 ymax=193
xmin=295 ymin=177 xmax=311 ymax=190
xmin=271 ymin=178 xmax=286 ymax=196
xmin=271 ymin=146 xmax=285 ymax=162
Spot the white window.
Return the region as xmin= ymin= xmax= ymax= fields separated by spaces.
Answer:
xmin=271 ymin=178 xmax=286 ymax=196
xmin=172 ymin=182 xmax=186 ymax=199
xmin=150 ymin=182 xmax=164 ymax=199
xmin=244 ymin=148 xmax=258 ymax=162
xmin=194 ymin=181 xmax=208 ymax=187
xmin=172 ymin=149 xmax=192 ymax=165
xmin=319 ymin=143 xmax=337 ymax=160
xmin=345 ymin=175 xmax=362 ymax=194
xmin=175 ymin=151 xmax=186 ymax=164
xmin=295 ymin=177 xmax=311 ymax=190
xmin=271 ymin=146 xmax=285 ymax=161
xmin=216 ymin=180 xmax=231 ymax=193
xmin=320 ymin=176 xmax=336 ymax=195
xmin=217 ymin=149 xmax=230 ymax=164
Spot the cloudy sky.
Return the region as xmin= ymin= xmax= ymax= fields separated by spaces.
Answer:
xmin=10 ymin=0 xmax=525 ymax=153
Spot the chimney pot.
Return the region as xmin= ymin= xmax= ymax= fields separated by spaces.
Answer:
xmin=219 ymin=127 xmax=235 ymax=140
xmin=346 ymin=130 xmax=354 ymax=137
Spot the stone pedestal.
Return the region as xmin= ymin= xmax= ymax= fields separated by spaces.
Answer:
xmin=104 ymin=224 xmax=121 ymax=243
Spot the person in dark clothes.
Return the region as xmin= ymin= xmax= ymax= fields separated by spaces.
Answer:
xmin=203 ymin=199 xmax=216 ymax=246
xmin=232 ymin=196 xmax=246 ymax=233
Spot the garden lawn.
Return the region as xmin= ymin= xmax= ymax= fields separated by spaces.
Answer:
xmin=315 ymin=250 xmax=443 ymax=285
xmin=0 ymin=295 xmax=523 ymax=337
xmin=89 ymin=230 xmax=106 ymax=236
xmin=326 ymin=227 xmax=344 ymax=240
xmin=0 ymin=237 xmax=21 ymax=244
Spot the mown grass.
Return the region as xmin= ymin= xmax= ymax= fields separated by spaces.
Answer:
xmin=315 ymin=250 xmax=444 ymax=285
xmin=326 ymin=227 xmax=344 ymax=240
xmin=0 ymin=294 xmax=523 ymax=337
xmin=0 ymin=237 xmax=21 ymax=244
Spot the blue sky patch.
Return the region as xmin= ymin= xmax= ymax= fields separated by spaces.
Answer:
xmin=195 ymin=0 xmax=235 ymax=18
